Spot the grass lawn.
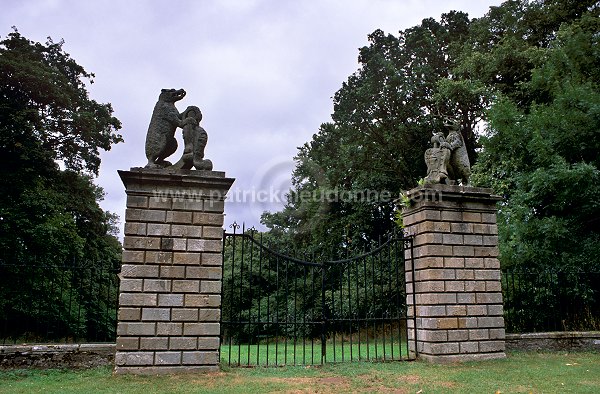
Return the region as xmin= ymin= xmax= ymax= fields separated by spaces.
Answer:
xmin=1 ymin=351 xmax=599 ymax=393
xmin=221 ymin=339 xmax=411 ymax=366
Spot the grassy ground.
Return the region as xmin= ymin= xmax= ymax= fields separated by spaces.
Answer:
xmin=1 ymin=351 xmax=599 ymax=393
xmin=221 ymin=339 xmax=411 ymax=366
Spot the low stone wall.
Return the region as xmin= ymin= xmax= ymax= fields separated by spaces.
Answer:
xmin=506 ymin=332 xmax=600 ymax=352
xmin=0 ymin=344 xmax=114 ymax=369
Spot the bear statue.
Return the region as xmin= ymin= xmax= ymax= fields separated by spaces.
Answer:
xmin=144 ymin=88 xmax=187 ymax=168
xmin=169 ymin=105 xmax=213 ymax=171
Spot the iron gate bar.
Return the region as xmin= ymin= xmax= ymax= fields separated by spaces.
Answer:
xmin=220 ymin=223 xmax=415 ymax=367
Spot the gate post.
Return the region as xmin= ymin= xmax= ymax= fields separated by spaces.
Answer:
xmin=114 ymin=168 xmax=234 ymax=374
xmin=402 ymin=184 xmax=506 ymax=362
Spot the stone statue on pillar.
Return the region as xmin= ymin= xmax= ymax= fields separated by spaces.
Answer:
xmin=424 ymin=116 xmax=471 ymax=186
xmin=144 ymin=89 xmax=213 ymax=170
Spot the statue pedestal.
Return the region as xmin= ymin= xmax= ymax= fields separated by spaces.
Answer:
xmin=403 ymin=185 xmax=506 ymax=363
xmin=114 ymin=168 xmax=234 ymax=374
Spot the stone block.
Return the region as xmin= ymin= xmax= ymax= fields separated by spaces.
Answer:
xmin=416 ymin=305 xmax=446 ymax=317
xmin=466 ymin=305 xmax=487 ymax=316
xmin=183 ymin=322 xmax=220 ymax=336
xmin=474 ymin=246 xmax=499 ymax=257
xmin=147 ymin=223 xmax=171 ymax=236
xmin=450 ymin=222 xmax=473 ymax=234
xmin=489 ymin=328 xmax=506 ymax=340
xmin=479 ymin=341 xmax=505 ymax=353
xmin=201 ymin=253 xmax=222 ymax=266
xmin=139 ymin=209 xmax=167 ymax=223
xmin=146 ymin=251 xmax=173 ymax=265
xmin=118 ymin=307 xmax=141 ymax=321
xmin=445 ymin=305 xmax=467 ymax=316
xmin=140 ymin=337 xmax=169 ymax=350
xmin=119 ymin=293 xmax=157 ymax=307
xmin=173 ymin=252 xmax=201 ymax=265
xmin=182 ymin=351 xmax=218 ymax=365
xmin=484 ymin=258 xmax=500 ymax=269
xmin=197 ymin=337 xmax=220 ymax=350
xmin=442 ymin=233 xmax=463 ymax=245
xmin=415 ymin=281 xmax=445 ymax=293
xmin=460 ymin=342 xmax=480 ymax=353
xmin=473 ymin=223 xmax=498 ymax=235
xmin=426 ymin=342 xmax=459 ymax=355
xmin=464 ymin=258 xmax=484 ymax=269
xmin=148 ymin=196 xmax=172 ymax=209
xmin=463 ymin=235 xmax=483 ymax=246
xmin=476 ymin=292 xmax=503 ymax=304
xmin=416 ymin=245 xmax=453 ymax=258
xmin=115 ymin=352 xmax=154 ymax=366
xmin=161 ymin=238 xmax=187 ymax=251
xmin=198 ymin=309 xmax=221 ymax=321
xmin=202 ymin=226 xmax=224 ymax=239
xmin=204 ymin=200 xmax=225 ymax=213
xmin=462 ymin=212 xmax=481 ymax=223
xmin=416 ymin=221 xmax=451 ymax=233
xmin=487 ymin=304 xmax=505 ymax=317
xmin=172 ymin=280 xmax=200 ymax=293
xmin=452 ymin=245 xmax=475 ymax=257
xmin=483 ymin=235 xmax=499 ymax=246
xmin=418 ymin=268 xmax=455 ymax=281
xmin=481 ymin=213 xmax=497 ymax=224
xmin=193 ymin=213 xmax=224 ymax=226
xmin=141 ymin=308 xmax=171 ymax=321
xmin=171 ymin=225 xmax=203 ymax=238
xmin=186 ymin=266 xmax=222 ymax=280
xmin=156 ymin=322 xmax=183 ymax=336
xmin=444 ymin=281 xmax=465 ymax=292
xmin=464 ymin=281 xmax=486 ymax=292
xmin=126 ymin=195 xmax=148 ymax=208
xmin=474 ymin=270 xmax=501 ymax=281
xmin=122 ymin=251 xmax=146 ymax=263
xmin=155 ymin=352 xmax=182 ymax=365
xmin=117 ymin=322 xmax=156 ymax=336
xmin=188 ymin=239 xmax=222 ymax=253
xmin=447 ymin=330 xmax=469 ymax=342
xmin=169 ymin=337 xmax=198 ymax=350
xmin=416 ymin=293 xmax=457 ymax=305
xmin=200 ymin=280 xmax=222 ymax=294
xmin=443 ymin=257 xmax=464 ymax=268
xmin=160 ymin=266 xmax=186 ymax=279
xmin=455 ymin=269 xmax=475 ymax=280
xmin=458 ymin=317 xmax=478 ymax=329
xmin=172 ymin=309 xmax=200 ymax=322
xmin=456 ymin=293 xmax=476 ymax=304
xmin=120 ymin=279 xmax=143 ymax=292
xmin=417 ymin=329 xmax=448 ymax=342
xmin=469 ymin=329 xmax=490 ymax=340
xmin=477 ymin=316 xmax=505 ymax=328
xmin=116 ymin=337 xmax=139 ymax=350
xmin=166 ymin=211 xmax=193 ymax=224
xmin=440 ymin=210 xmax=462 ymax=222
xmin=143 ymin=279 xmax=171 ymax=293
xmin=486 ymin=281 xmax=502 ymax=292
xmin=124 ymin=236 xmax=161 ymax=250
xmin=125 ymin=222 xmax=147 ymax=236
xmin=158 ymin=294 xmax=184 ymax=307
xmin=185 ymin=294 xmax=221 ymax=308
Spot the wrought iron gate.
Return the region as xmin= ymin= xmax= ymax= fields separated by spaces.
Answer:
xmin=220 ymin=223 xmax=415 ymax=366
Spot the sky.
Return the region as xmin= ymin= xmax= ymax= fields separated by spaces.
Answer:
xmin=2 ymin=0 xmax=503 ymax=237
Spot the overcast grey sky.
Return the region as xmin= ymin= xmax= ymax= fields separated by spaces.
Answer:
xmin=3 ymin=0 xmax=503 ymax=235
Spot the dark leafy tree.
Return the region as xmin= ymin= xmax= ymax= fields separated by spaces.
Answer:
xmin=0 ymin=29 xmax=123 ymax=342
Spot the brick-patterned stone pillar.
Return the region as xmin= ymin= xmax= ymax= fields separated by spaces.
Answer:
xmin=114 ymin=168 xmax=234 ymax=374
xmin=403 ymin=184 xmax=506 ymax=363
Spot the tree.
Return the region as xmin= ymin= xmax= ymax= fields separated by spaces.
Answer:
xmin=262 ymin=12 xmax=476 ymax=249
xmin=0 ymin=29 xmax=123 ymax=341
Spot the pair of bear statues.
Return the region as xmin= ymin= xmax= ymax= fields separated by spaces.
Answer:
xmin=143 ymin=88 xmax=470 ymax=187
xmin=144 ymin=88 xmax=212 ymax=171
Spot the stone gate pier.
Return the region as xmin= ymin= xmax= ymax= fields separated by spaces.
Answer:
xmin=403 ymin=184 xmax=506 ymax=363
xmin=114 ymin=168 xmax=234 ymax=374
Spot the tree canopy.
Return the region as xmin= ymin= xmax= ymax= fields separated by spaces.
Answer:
xmin=260 ymin=0 xmax=600 ymax=274
xmin=0 ymin=30 xmax=123 ymax=341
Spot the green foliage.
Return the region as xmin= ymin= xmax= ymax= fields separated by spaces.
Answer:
xmin=0 ymin=29 xmax=122 ymax=342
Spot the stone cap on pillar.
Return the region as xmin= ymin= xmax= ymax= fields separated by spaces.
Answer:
xmin=405 ymin=184 xmax=502 ymax=205
xmin=118 ymin=167 xmax=235 ymax=200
